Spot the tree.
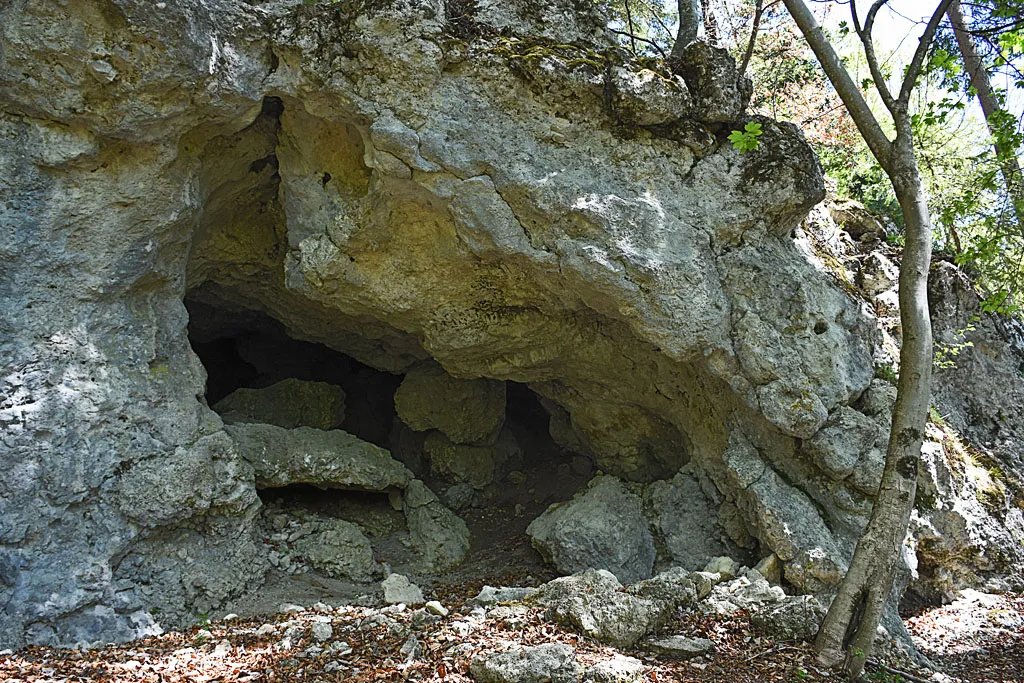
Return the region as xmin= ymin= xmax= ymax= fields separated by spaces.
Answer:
xmin=672 ymin=0 xmax=703 ymax=58
xmin=779 ymin=0 xmax=951 ymax=678
xmin=946 ymin=0 xmax=1024 ymax=227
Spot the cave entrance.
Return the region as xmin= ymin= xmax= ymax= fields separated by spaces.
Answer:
xmin=185 ymin=295 xmax=401 ymax=448
xmin=185 ymin=292 xmax=592 ymax=582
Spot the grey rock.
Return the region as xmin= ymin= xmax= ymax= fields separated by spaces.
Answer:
xmin=425 ymin=600 xmax=448 ymax=617
xmin=310 ymin=621 xmax=333 ymax=643
xmin=471 ymin=586 xmax=539 ymax=605
xmin=703 ymin=556 xmax=740 ymax=580
xmin=642 ymin=635 xmax=715 ymax=659
xmin=527 ymin=476 xmax=655 ymax=583
xmin=394 ymin=362 xmax=506 ymax=444
xmin=470 ymin=643 xmax=582 ymax=683
xmin=402 ymin=480 xmax=471 ymax=569
xmin=644 ymin=470 xmax=733 ymax=571
xmin=382 ymin=574 xmax=425 ymax=606
xmin=753 ymin=554 xmax=782 ymax=585
xmin=626 ymin=567 xmax=698 ymax=609
xmin=803 ymin=406 xmax=878 ymax=481
xmin=424 ymin=430 xmax=508 ymax=490
xmin=535 ymin=570 xmax=671 ymax=648
xmin=213 ymin=378 xmax=346 ymax=430
xmin=293 ymin=519 xmax=378 ymax=582
xmin=612 ymin=68 xmax=691 ymax=126
xmin=750 ymin=595 xmax=826 ymax=642
xmin=226 ymin=423 xmax=413 ymax=491
xmin=583 ymin=654 xmax=645 ymax=683
xmin=674 ymin=42 xmax=752 ymax=123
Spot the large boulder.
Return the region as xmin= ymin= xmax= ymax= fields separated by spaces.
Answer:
xmin=527 ymin=476 xmax=656 ymax=583
xmin=402 ymin=479 xmax=471 ymax=570
xmin=293 ymin=519 xmax=378 ymax=581
xmin=212 ymin=378 xmax=346 ymax=430
xmin=225 ymin=423 xmax=413 ymax=491
xmin=394 ymin=362 xmax=506 ymax=444
xmin=535 ymin=570 xmax=672 ymax=648
xmin=470 ymin=643 xmax=582 ymax=683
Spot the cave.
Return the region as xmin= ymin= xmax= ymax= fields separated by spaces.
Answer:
xmin=185 ymin=291 xmax=590 ymax=580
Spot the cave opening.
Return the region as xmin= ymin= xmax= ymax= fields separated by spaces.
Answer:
xmin=184 ymin=292 xmax=591 ymax=581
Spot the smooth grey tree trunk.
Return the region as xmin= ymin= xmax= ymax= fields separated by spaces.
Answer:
xmin=671 ymin=0 xmax=702 ymax=59
xmin=781 ymin=0 xmax=946 ymax=678
xmin=947 ymin=0 xmax=1024 ymax=228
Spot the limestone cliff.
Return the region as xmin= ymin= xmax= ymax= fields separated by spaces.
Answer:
xmin=0 ymin=0 xmax=1020 ymax=649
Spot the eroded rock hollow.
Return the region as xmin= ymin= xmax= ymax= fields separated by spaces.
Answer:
xmin=2 ymin=0 xmax=1022 ymax=649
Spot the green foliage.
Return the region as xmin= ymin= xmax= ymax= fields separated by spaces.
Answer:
xmin=728 ymin=122 xmax=763 ymax=152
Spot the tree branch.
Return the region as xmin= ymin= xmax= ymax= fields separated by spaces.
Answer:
xmin=781 ymin=0 xmax=893 ymax=169
xmin=897 ymin=0 xmax=956 ymax=107
xmin=854 ymin=0 xmax=899 ymax=113
xmin=739 ymin=0 xmax=765 ymax=76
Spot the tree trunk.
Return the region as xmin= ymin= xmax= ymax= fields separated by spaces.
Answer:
xmin=947 ymin=0 xmax=1024 ymax=228
xmin=814 ymin=131 xmax=934 ymax=680
xmin=701 ymin=0 xmax=719 ymax=45
xmin=671 ymin=0 xmax=702 ymax=60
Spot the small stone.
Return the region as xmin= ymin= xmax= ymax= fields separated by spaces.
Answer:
xmin=400 ymin=634 xmax=421 ymax=660
xmin=255 ymin=623 xmax=276 ymax=636
xmin=425 ymin=600 xmax=449 ymax=616
xmin=471 ymin=585 xmax=538 ymax=605
xmin=754 ymin=554 xmax=782 ymax=585
xmin=311 ymin=622 xmax=333 ymax=642
xmin=642 ymin=636 xmax=715 ymax=659
xmin=278 ymin=603 xmax=304 ymax=614
xmin=583 ymin=653 xmax=645 ymax=683
xmin=213 ymin=640 xmax=232 ymax=657
xmin=382 ymin=573 xmax=425 ymax=605
xmin=703 ymin=556 xmax=740 ymax=580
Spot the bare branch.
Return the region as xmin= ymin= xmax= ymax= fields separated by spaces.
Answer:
xmin=739 ymin=0 xmax=765 ymax=76
xmin=853 ymin=0 xmax=898 ymax=113
xmin=897 ymin=0 xmax=956 ymax=108
xmin=607 ymin=28 xmax=669 ymax=60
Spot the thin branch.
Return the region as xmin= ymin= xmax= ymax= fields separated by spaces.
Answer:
xmin=624 ymin=0 xmax=639 ymax=55
xmin=607 ymin=28 xmax=669 ymax=60
xmin=853 ymin=0 xmax=899 ymax=114
xmin=739 ymin=0 xmax=766 ymax=76
xmin=897 ymin=0 xmax=956 ymax=108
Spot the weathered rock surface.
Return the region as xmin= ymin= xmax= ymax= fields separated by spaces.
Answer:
xmin=226 ymin=423 xmax=413 ymax=491
xmin=528 ymin=476 xmax=655 ymax=583
xmin=470 ymin=643 xmax=582 ymax=683
xmin=213 ymin=378 xmax=346 ymax=430
xmin=641 ymin=635 xmax=715 ymax=659
xmin=402 ymin=480 xmax=471 ymax=569
xmin=394 ymin=362 xmax=506 ymax=444
xmin=292 ymin=519 xmax=377 ymax=582
xmin=535 ymin=570 xmax=671 ymax=648
xmin=1 ymin=0 xmax=1020 ymax=650
xmin=750 ymin=595 xmax=827 ymax=642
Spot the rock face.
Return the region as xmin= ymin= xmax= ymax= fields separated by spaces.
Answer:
xmin=214 ymin=378 xmax=346 ymax=430
xmin=528 ymin=476 xmax=656 ymax=583
xmin=0 ymin=0 xmax=1019 ymax=650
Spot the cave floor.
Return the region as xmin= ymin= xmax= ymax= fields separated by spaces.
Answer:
xmin=3 ymin=590 xmax=1021 ymax=683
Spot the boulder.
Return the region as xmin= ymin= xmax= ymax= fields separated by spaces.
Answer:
xmin=470 ymin=643 xmax=582 ymax=683
xmin=423 ymin=429 xmax=514 ymax=490
xmin=625 ymin=567 xmax=698 ymax=609
xmin=292 ymin=519 xmax=377 ymax=582
xmin=703 ymin=556 xmax=740 ymax=580
xmin=527 ymin=476 xmax=655 ymax=583
xmin=402 ymin=480 xmax=471 ymax=569
xmin=583 ymin=654 xmax=645 ymax=683
xmin=471 ymin=586 xmax=539 ymax=605
xmin=644 ymin=470 xmax=733 ymax=571
xmin=226 ymin=423 xmax=413 ymax=491
xmin=611 ymin=67 xmax=691 ymax=126
xmin=673 ymin=42 xmax=752 ymax=123
xmin=750 ymin=595 xmax=827 ymax=642
xmin=535 ymin=570 xmax=671 ymax=648
xmin=382 ymin=573 xmax=425 ymax=606
xmin=394 ymin=362 xmax=506 ymax=444
xmin=212 ymin=378 xmax=346 ymax=430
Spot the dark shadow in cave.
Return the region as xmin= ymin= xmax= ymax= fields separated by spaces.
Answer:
xmin=185 ymin=295 xmax=401 ymax=448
